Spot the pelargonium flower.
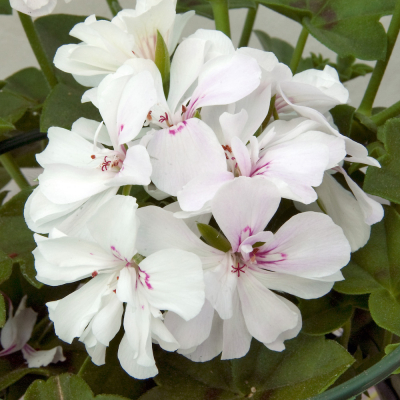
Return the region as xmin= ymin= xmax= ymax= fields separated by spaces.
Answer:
xmin=10 ymin=0 xmax=71 ymax=17
xmin=136 ymin=177 xmax=351 ymax=360
xmin=25 ymin=64 xmax=157 ymax=234
xmin=177 ymin=117 xmax=345 ymax=215
xmin=54 ymin=0 xmax=194 ymax=87
xmin=0 ymin=296 xmax=65 ymax=368
xmin=33 ymin=195 xmax=205 ymax=379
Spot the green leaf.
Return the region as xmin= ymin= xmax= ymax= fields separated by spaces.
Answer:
xmin=298 ymin=292 xmax=353 ymax=335
xmin=0 ymin=91 xmax=32 ymax=125
xmin=3 ymin=68 xmax=49 ymax=104
xmin=24 ymin=373 xmax=131 ymax=400
xmin=40 ymin=83 xmax=101 ymax=132
xmin=176 ymin=0 xmax=255 ymax=19
xmin=0 ymin=249 xmax=13 ymax=285
xmin=154 ymin=31 xmax=171 ymax=98
xmin=144 ymin=335 xmax=353 ymax=400
xmin=385 ymin=344 xmax=400 ymax=374
xmin=0 ymin=368 xmax=50 ymax=392
xmin=0 ymin=0 xmax=12 ymax=14
xmin=257 ymin=0 xmax=395 ymax=60
xmin=364 ymin=119 xmax=400 ymax=203
xmin=335 ymin=206 xmax=400 ymax=335
xmin=0 ymin=188 xmax=42 ymax=288
xmin=0 ymin=118 xmax=16 ymax=135
xmin=0 ymin=293 xmax=6 ymax=327
xmin=254 ymin=30 xmax=312 ymax=70
xmin=197 ymin=223 xmax=232 ymax=252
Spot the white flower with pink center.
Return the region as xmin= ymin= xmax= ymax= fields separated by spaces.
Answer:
xmin=54 ymin=0 xmax=194 ymax=87
xmin=33 ymin=195 xmax=205 ymax=379
xmin=136 ymin=177 xmax=351 ymax=361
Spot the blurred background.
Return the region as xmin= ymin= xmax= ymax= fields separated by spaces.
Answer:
xmin=0 ymin=0 xmax=398 ymax=110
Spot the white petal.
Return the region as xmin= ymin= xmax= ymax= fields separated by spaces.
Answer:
xmin=164 ymin=300 xmax=214 ymax=350
xmin=221 ymin=291 xmax=251 ymax=360
xmin=177 ymin=171 xmax=234 ymax=212
xmin=237 ymin=271 xmax=298 ymax=344
xmin=47 ymin=274 xmax=112 ymax=343
xmin=110 ymin=145 xmax=152 ymax=187
xmin=211 ymin=177 xmax=281 ymax=252
xmin=87 ymin=195 xmax=139 ymax=261
xmin=22 ymin=345 xmax=65 ymax=368
xmin=146 ymin=119 xmax=227 ymax=195
xmin=139 ymin=249 xmax=205 ymax=321
xmin=258 ymin=212 xmax=351 ymax=278
xmin=151 ymin=316 xmax=179 ymax=352
xmin=118 ymin=334 xmax=158 ymax=379
xmin=136 ymin=206 xmax=224 ymax=269
xmin=92 ymin=293 xmax=124 ymax=346
xmin=188 ymin=29 xmax=235 ymax=60
xmin=71 ymin=118 xmax=112 ymax=146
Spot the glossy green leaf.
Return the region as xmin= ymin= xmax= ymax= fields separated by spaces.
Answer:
xmin=177 ymin=0 xmax=255 ymax=19
xmin=232 ymin=335 xmax=354 ymax=399
xmin=298 ymin=293 xmax=353 ymax=335
xmin=0 ymin=91 xmax=31 ymax=125
xmin=0 ymin=0 xmax=12 ymax=14
xmin=40 ymin=83 xmax=101 ymax=132
xmin=197 ymin=223 xmax=232 ymax=252
xmin=144 ymin=335 xmax=354 ymax=400
xmin=364 ymin=119 xmax=400 ymax=203
xmin=0 ymin=368 xmax=50 ymax=392
xmin=0 ymin=188 xmax=42 ymax=288
xmin=257 ymin=0 xmax=395 ymax=60
xmin=154 ymin=31 xmax=170 ymax=98
xmin=25 ymin=373 xmax=131 ymax=400
xmin=335 ymin=207 xmax=400 ymax=335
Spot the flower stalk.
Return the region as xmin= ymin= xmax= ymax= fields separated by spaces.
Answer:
xmin=18 ymin=12 xmax=58 ymax=89
xmin=209 ymin=0 xmax=231 ymax=38
xmin=0 ymin=153 xmax=30 ymax=190
xmin=238 ymin=4 xmax=258 ymax=48
xmin=289 ymin=26 xmax=309 ymax=74
xmin=370 ymin=100 xmax=400 ymax=126
xmin=358 ymin=0 xmax=400 ymax=116
xmin=106 ymin=0 xmax=122 ymax=16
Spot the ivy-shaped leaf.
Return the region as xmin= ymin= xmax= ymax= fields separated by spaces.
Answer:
xmin=335 ymin=206 xmax=400 ymax=336
xmin=364 ymin=119 xmax=400 ymax=204
xmin=0 ymin=367 xmax=50 ymax=392
xmin=141 ymin=335 xmax=353 ymax=400
xmin=257 ymin=0 xmax=395 ymax=60
xmin=0 ymin=188 xmax=42 ymax=288
xmin=24 ymin=373 xmax=131 ymax=400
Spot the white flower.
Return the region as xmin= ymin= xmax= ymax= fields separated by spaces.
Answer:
xmin=136 ymin=177 xmax=351 ymax=361
xmin=296 ymin=167 xmax=384 ymax=252
xmin=10 ymin=0 xmax=71 ymax=17
xmin=34 ymin=195 xmax=205 ymax=379
xmin=54 ymin=0 xmax=194 ymax=87
xmin=0 ymin=296 xmax=65 ymax=368
xmin=177 ymin=117 xmax=345 ymax=215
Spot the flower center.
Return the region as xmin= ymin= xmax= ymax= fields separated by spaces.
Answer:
xmin=91 ymin=154 xmax=124 ymax=172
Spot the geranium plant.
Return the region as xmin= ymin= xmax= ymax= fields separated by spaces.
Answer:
xmin=0 ymin=0 xmax=400 ymax=399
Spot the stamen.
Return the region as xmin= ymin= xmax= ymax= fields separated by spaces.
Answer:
xmin=231 ymin=262 xmax=246 ymax=277
xmin=147 ymin=111 xmax=152 ymax=121
xmin=182 ymin=105 xmax=187 ymax=113
xmin=92 ymin=271 xmax=98 ymax=278
xmin=91 ymin=155 xmax=96 ymax=159
xmin=159 ymin=112 xmax=172 ymax=127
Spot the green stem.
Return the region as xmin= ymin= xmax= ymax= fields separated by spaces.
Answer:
xmin=106 ymin=0 xmax=122 ymax=16
xmin=0 ymin=153 xmax=30 ymax=190
xmin=289 ymin=26 xmax=309 ymax=74
xmin=122 ymin=185 xmax=132 ymax=196
xmin=209 ymin=0 xmax=231 ymax=38
xmin=18 ymin=12 xmax=58 ymax=89
xmin=358 ymin=0 xmax=400 ymax=115
xmin=238 ymin=4 xmax=258 ymax=48
xmin=339 ymin=318 xmax=352 ymax=349
xmin=77 ymin=356 xmax=91 ymax=377
xmin=370 ymin=100 xmax=400 ymax=126
xmin=310 ymin=343 xmax=400 ymax=400
xmin=261 ymin=95 xmax=276 ymax=131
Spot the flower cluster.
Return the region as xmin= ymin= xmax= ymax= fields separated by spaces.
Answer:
xmin=25 ymin=0 xmax=384 ymax=380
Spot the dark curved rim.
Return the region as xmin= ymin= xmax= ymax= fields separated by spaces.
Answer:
xmin=0 ymin=130 xmax=47 ymax=155
xmin=310 ymin=343 xmax=400 ymax=400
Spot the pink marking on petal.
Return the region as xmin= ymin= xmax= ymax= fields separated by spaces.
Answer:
xmin=139 ymin=267 xmax=153 ymax=290
xmin=168 ymin=129 xmax=176 ymax=135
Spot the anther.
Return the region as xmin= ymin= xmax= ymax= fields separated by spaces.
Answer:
xmin=92 ymin=271 xmax=98 ymax=278
xmin=147 ymin=111 xmax=152 ymax=121
xmin=182 ymin=105 xmax=187 ymax=113
xmin=91 ymin=155 xmax=96 ymax=159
